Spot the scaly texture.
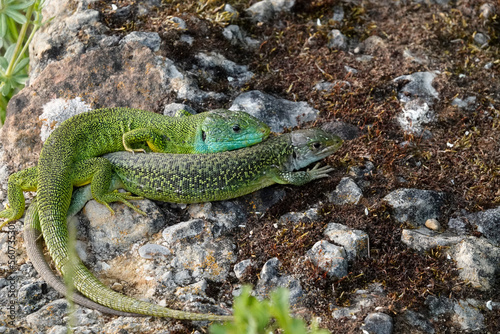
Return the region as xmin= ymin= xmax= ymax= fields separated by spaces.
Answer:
xmin=23 ymin=198 xmax=145 ymax=317
xmin=25 ymin=128 xmax=342 ymax=316
xmin=1 ymin=108 xmax=270 ymax=224
xmin=2 ymin=107 xmax=269 ymax=321
xmin=106 ymin=129 xmax=343 ymax=203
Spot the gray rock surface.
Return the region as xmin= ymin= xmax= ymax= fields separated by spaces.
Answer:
xmin=383 ymin=188 xmax=445 ymax=226
xmin=324 ymin=223 xmax=368 ymax=261
xmin=229 ymin=90 xmax=319 ymax=132
xmin=449 ymin=237 xmax=500 ymax=291
xmin=401 ymin=227 xmax=465 ymax=252
xmin=360 ymin=312 xmax=393 ymax=334
xmin=327 ymin=177 xmax=363 ymax=205
xmin=306 ymin=240 xmax=348 ymax=278
xmin=255 ymin=258 xmax=303 ymax=306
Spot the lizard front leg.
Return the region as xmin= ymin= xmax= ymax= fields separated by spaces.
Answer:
xmin=122 ymin=128 xmax=173 ymax=153
xmin=0 ymin=166 xmax=38 ymax=227
xmin=268 ymin=164 xmax=334 ymax=186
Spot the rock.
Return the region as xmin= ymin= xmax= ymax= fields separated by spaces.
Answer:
xmin=2 ymin=43 xmax=185 ymax=172
xmin=394 ymin=72 xmax=439 ymax=103
xmin=332 ymin=6 xmax=344 ymax=24
xmin=120 ymin=32 xmax=161 ymax=52
xmin=255 ymin=258 xmax=303 ymax=306
xmin=162 ymin=219 xmax=207 ymax=245
xmin=460 ymin=206 xmax=500 ymax=246
xmin=270 ymin=0 xmax=296 ymax=12
xmin=234 ymin=259 xmax=253 ymax=280
xmin=278 ymin=208 xmax=320 ymax=225
xmin=400 ymin=310 xmax=435 ymax=334
xmin=229 ymin=90 xmax=319 ymax=132
xmin=194 ymin=52 xmax=254 ymax=88
xmin=307 ymin=240 xmax=348 ymax=278
xmin=82 ymin=199 xmax=165 ymax=261
xmin=360 ymin=312 xmax=393 ymax=334
xmin=332 ymin=283 xmax=386 ymax=319
xmin=480 ymin=3 xmax=496 ymax=21
xmin=246 ymin=0 xmax=275 ymax=23
xmin=396 ymin=98 xmax=435 ymax=135
xmin=327 ymin=29 xmax=348 ymax=51
xmin=39 ymin=97 xmax=92 ymax=142
xmin=449 ymin=237 xmax=500 ymax=291
xmin=138 ymin=243 xmax=171 ymax=259
xmin=383 ymin=188 xmax=445 ymax=227
xmin=452 ymin=299 xmax=485 ymax=331
xmin=223 ymin=25 xmax=259 ymax=48
xmin=401 ymin=227 xmax=464 ymax=252
xmin=162 ymin=103 xmax=196 ymax=116
xmin=321 ymin=121 xmax=361 ymax=141
xmin=314 ymin=80 xmax=351 ymax=92
xmin=451 ymin=96 xmax=476 ymax=110
xmin=473 ymin=32 xmax=490 ymax=46
xmin=26 ymin=299 xmax=69 ymax=329
xmin=424 ymin=218 xmax=440 ymax=231
xmin=324 ymin=223 xmax=368 ymax=261
xmin=362 ymin=36 xmax=387 ymax=56
xmin=425 ymin=295 xmax=454 ymax=321
xmin=327 ymin=177 xmax=363 ymax=205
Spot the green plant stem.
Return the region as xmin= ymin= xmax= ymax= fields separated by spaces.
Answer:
xmin=5 ymin=4 xmax=34 ymax=75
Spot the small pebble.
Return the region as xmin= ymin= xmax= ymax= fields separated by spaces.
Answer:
xmin=425 ymin=218 xmax=441 ymax=231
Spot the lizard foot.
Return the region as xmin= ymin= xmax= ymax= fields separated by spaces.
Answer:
xmin=97 ymin=191 xmax=146 ymax=216
xmin=307 ymin=163 xmax=334 ymax=180
xmin=0 ymin=206 xmax=21 ymax=229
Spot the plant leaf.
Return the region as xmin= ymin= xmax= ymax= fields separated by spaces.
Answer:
xmin=13 ymin=57 xmax=29 ymax=74
xmin=0 ymin=57 xmax=8 ymax=70
xmin=4 ymin=43 xmax=16 ymax=62
xmin=14 ymin=74 xmax=28 ymax=85
xmin=5 ymin=9 xmax=28 ymax=25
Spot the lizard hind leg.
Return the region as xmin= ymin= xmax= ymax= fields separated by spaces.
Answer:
xmin=72 ymin=158 xmax=145 ymax=216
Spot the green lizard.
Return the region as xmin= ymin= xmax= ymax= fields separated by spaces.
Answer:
xmin=24 ymin=128 xmax=342 ymax=318
xmin=0 ymin=108 xmax=269 ymax=224
xmin=2 ymin=107 xmax=270 ymax=321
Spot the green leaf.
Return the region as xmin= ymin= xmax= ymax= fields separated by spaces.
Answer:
xmin=4 ymin=43 xmax=16 ymax=62
xmin=1 ymin=81 xmax=12 ymax=96
xmin=0 ymin=57 xmax=8 ymax=70
xmin=10 ymin=0 xmax=36 ymax=10
xmin=0 ymin=14 xmax=7 ymax=38
xmin=5 ymin=8 xmax=28 ymax=25
xmin=13 ymin=57 xmax=29 ymax=74
xmin=14 ymin=74 xmax=28 ymax=85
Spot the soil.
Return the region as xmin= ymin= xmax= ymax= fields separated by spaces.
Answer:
xmin=88 ymin=0 xmax=500 ymax=332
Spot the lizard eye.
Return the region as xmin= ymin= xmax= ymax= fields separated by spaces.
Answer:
xmin=232 ymin=125 xmax=241 ymax=132
xmin=312 ymin=142 xmax=321 ymax=150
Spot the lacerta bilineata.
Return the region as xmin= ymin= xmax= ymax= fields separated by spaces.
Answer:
xmin=1 ymin=108 xmax=269 ymax=224
xmin=24 ymin=128 xmax=342 ymax=318
xmin=1 ymin=107 xmax=270 ymax=321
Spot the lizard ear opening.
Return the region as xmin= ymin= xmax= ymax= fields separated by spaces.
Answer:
xmin=202 ymin=130 xmax=207 ymax=142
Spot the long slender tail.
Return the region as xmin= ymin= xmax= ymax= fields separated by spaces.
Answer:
xmin=36 ymin=184 xmax=233 ymax=320
xmin=24 ymin=199 xmax=146 ymax=317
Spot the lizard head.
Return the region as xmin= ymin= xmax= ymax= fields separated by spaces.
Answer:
xmin=197 ymin=109 xmax=271 ymax=152
xmin=288 ymin=128 xmax=343 ymax=170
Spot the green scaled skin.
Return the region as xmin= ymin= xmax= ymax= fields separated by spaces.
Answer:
xmin=105 ymin=128 xmax=343 ymax=203
xmin=24 ymin=127 xmax=342 ymax=319
xmin=1 ymin=107 xmax=269 ymax=321
xmin=0 ymin=108 xmax=270 ymax=224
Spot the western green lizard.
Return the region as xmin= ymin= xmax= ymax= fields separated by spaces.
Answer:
xmin=0 ymin=108 xmax=270 ymax=224
xmin=24 ymin=128 xmax=342 ymax=318
xmin=2 ymin=107 xmax=270 ymax=321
